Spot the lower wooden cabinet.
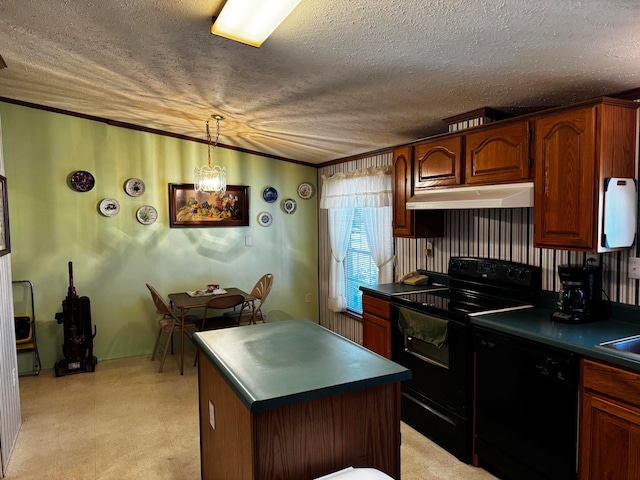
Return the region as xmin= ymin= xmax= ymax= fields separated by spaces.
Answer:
xmin=580 ymin=358 xmax=640 ymax=480
xmin=362 ymin=294 xmax=391 ymax=359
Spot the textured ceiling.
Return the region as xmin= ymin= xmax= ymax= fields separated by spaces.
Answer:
xmin=0 ymin=0 xmax=639 ymax=164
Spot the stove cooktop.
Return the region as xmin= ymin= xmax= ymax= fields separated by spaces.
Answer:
xmin=392 ymin=289 xmax=533 ymax=319
xmin=391 ymin=257 xmax=542 ymax=321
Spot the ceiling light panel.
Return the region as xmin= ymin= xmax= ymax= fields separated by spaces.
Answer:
xmin=211 ymin=0 xmax=302 ymax=48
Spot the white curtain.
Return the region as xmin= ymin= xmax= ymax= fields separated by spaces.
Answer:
xmin=362 ymin=207 xmax=394 ymax=284
xmin=326 ymin=209 xmax=354 ymax=312
xmin=320 ymin=166 xmax=392 ymax=209
xmin=321 ymin=166 xmax=393 ymax=312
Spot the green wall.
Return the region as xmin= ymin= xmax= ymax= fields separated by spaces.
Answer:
xmin=0 ymin=103 xmax=319 ymax=371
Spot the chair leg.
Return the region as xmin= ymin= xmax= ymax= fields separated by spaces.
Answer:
xmin=151 ymin=327 xmax=163 ymax=361
xmin=158 ymin=329 xmax=174 ymax=373
xmin=237 ymin=303 xmax=250 ymax=325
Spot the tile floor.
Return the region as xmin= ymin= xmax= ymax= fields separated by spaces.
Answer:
xmin=5 ymin=354 xmax=497 ymax=480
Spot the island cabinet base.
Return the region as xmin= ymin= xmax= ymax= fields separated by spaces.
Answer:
xmin=198 ymin=351 xmax=402 ymax=480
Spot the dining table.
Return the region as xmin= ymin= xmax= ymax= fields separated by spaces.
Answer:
xmin=168 ymin=287 xmax=254 ymax=375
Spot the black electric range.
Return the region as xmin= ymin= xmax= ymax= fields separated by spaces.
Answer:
xmin=389 ymin=257 xmax=542 ymax=463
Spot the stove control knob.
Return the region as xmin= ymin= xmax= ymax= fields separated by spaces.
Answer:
xmin=507 ymin=267 xmax=517 ymax=279
xmin=518 ymin=269 xmax=529 ymax=282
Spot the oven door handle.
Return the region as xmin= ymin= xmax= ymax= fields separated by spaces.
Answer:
xmin=405 ymin=342 xmax=449 ymax=369
xmin=401 ymin=392 xmax=456 ymax=426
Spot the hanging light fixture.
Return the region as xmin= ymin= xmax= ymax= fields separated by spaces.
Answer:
xmin=194 ymin=115 xmax=226 ymax=194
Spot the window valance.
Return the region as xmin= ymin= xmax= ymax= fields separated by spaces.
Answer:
xmin=320 ymin=166 xmax=392 ymax=209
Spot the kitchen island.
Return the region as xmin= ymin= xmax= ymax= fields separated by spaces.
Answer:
xmin=192 ymin=319 xmax=411 ymax=480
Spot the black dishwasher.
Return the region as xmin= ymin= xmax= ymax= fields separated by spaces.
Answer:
xmin=474 ymin=327 xmax=579 ymax=480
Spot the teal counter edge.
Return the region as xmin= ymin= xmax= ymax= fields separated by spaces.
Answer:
xmin=472 ymin=304 xmax=640 ymax=372
xmin=193 ymin=323 xmax=411 ymax=413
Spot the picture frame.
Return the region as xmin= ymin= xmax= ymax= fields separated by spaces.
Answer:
xmin=0 ymin=175 xmax=10 ymax=257
xmin=169 ymin=183 xmax=249 ymax=228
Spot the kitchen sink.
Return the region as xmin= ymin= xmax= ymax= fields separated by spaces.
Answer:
xmin=597 ymin=335 xmax=640 ymax=359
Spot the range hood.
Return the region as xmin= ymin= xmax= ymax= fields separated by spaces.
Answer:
xmin=406 ymin=182 xmax=534 ymax=210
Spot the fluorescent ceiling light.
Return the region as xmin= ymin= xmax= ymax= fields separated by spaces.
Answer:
xmin=211 ymin=0 xmax=302 ymax=48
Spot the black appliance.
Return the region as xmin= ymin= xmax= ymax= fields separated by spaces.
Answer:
xmin=390 ymin=257 xmax=541 ymax=463
xmin=552 ymin=264 xmax=604 ymax=323
xmin=54 ymin=262 xmax=97 ymax=376
xmin=474 ymin=327 xmax=579 ymax=480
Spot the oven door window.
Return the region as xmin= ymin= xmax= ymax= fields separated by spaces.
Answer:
xmin=405 ymin=336 xmax=449 ymax=368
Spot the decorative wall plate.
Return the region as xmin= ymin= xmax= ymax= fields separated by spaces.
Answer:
xmin=297 ymin=182 xmax=315 ymax=199
xmin=125 ymin=178 xmax=145 ymax=197
xmin=70 ymin=171 xmax=95 ymax=192
xmin=262 ymin=187 xmax=278 ymax=203
xmin=283 ymin=198 xmax=297 ymax=214
xmin=99 ymin=198 xmax=120 ymax=217
xmin=258 ymin=212 xmax=272 ymax=227
xmin=136 ymin=205 xmax=158 ymax=225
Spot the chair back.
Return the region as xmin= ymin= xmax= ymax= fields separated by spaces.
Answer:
xmin=146 ymin=283 xmax=179 ymax=323
xmin=250 ymin=273 xmax=274 ymax=302
xmin=205 ymin=294 xmax=245 ymax=310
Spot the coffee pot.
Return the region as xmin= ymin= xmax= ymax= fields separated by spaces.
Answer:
xmin=552 ymin=264 xmax=604 ymax=323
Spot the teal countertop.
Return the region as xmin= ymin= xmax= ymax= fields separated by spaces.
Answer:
xmin=193 ymin=319 xmax=411 ymax=413
xmin=472 ymin=305 xmax=640 ymax=371
xmin=363 ymin=281 xmax=640 ymax=371
xmin=359 ymin=275 xmax=450 ymax=300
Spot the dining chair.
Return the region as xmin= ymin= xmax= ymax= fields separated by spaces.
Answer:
xmin=224 ymin=273 xmax=274 ymax=325
xmin=200 ymin=293 xmax=246 ymax=330
xmin=192 ymin=293 xmax=245 ymax=367
xmin=147 ymin=283 xmax=199 ymax=373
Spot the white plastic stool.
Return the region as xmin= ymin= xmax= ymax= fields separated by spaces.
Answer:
xmin=315 ymin=466 xmax=393 ymax=479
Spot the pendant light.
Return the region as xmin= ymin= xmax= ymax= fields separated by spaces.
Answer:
xmin=194 ymin=115 xmax=226 ymax=194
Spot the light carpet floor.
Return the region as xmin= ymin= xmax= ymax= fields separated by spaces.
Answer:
xmin=4 ymin=354 xmax=497 ymax=479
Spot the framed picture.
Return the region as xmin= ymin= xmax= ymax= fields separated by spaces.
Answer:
xmin=0 ymin=175 xmax=10 ymax=257
xmin=169 ymin=183 xmax=249 ymax=228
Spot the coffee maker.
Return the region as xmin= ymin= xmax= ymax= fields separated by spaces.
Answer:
xmin=551 ymin=264 xmax=604 ymax=323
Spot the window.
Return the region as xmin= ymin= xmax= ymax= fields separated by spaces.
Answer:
xmin=344 ymin=208 xmax=378 ymax=313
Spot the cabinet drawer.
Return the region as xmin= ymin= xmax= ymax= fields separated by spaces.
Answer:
xmin=583 ymin=358 xmax=640 ymax=404
xmin=362 ymin=295 xmax=391 ymax=320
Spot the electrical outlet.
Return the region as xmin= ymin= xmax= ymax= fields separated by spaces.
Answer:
xmin=425 ymin=241 xmax=433 ymax=257
xmin=629 ymin=257 xmax=640 ymax=279
xmin=209 ymin=401 xmax=215 ymax=429
xmin=305 ymin=293 xmax=312 ymax=303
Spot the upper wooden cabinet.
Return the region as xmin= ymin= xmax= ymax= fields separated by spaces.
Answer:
xmin=392 ymin=147 xmax=444 ymax=238
xmin=533 ymin=98 xmax=637 ymax=251
xmin=414 ymin=136 xmax=463 ymax=189
xmin=465 ymin=121 xmax=530 ymax=185
xmin=413 ymin=121 xmax=531 ymax=190
xmin=392 ymin=146 xmax=414 ymax=237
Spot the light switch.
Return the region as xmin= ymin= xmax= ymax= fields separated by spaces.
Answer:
xmin=245 ymin=236 xmax=252 ymax=247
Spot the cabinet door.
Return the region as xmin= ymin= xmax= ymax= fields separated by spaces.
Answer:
xmin=392 ymin=147 xmax=445 ymax=239
xmin=392 ymin=146 xmax=414 ymax=237
xmin=362 ymin=294 xmax=391 ymax=358
xmin=362 ymin=312 xmax=392 ymax=359
xmin=580 ymin=391 xmax=640 ymax=480
xmin=465 ymin=121 xmax=530 ymax=185
xmin=534 ymin=107 xmax=597 ymax=250
xmin=414 ymin=136 xmax=463 ymax=189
